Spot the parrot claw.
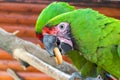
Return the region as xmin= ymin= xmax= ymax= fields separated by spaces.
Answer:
xmin=69 ymin=72 xmax=82 ymax=80
xmin=84 ymin=75 xmax=103 ymax=80
xmin=69 ymin=72 xmax=103 ymax=80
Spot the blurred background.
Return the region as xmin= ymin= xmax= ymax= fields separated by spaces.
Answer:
xmin=0 ymin=0 xmax=120 ymax=80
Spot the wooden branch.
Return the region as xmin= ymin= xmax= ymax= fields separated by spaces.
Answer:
xmin=13 ymin=48 xmax=71 ymax=80
xmin=0 ymin=28 xmax=78 ymax=80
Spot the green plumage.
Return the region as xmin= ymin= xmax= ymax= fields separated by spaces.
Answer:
xmin=35 ymin=2 xmax=120 ymax=78
xmin=47 ymin=8 xmax=120 ymax=78
xmin=35 ymin=2 xmax=75 ymax=34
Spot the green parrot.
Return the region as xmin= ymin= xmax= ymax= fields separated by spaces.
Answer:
xmin=35 ymin=2 xmax=120 ymax=80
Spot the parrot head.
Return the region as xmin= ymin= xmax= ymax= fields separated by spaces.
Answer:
xmin=36 ymin=22 xmax=73 ymax=57
xmin=36 ymin=8 xmax=98 ymax=62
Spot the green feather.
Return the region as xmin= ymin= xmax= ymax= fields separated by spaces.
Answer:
xmin=35 ymin=2 xmax=75 ymax=34
xmin=117 ymin=45 xmax=120 ymax=57
xmin=67 ymin=50 xmax=104 ymax=78
xmin=46 ymin=8 xmax=120 ymax=78
xmin=67 ymin=50 xmax=87 ymax=71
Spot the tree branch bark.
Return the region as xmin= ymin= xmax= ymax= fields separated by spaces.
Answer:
xmin=0 ymin=28 xmax=78 ymax=80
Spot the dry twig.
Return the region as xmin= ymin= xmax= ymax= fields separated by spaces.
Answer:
xmin=7 ymin=68 xmax=23 ymax=80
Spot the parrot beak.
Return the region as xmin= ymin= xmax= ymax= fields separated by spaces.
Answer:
xmin=43 ymin=34 xmax=72 ymax=64
xmin=43 ymin=34 xmax=63 ymax=64
xmin=43 ymin=34 xmax=57 ymax=57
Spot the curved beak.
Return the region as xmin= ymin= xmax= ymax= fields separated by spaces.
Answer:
xmin=43 ymin=34 xmax=73 ymax=56
xmin=43 ymin=34 xmax=57 ymax=57
xmin=43 ymin=34 xmax=73 ymax=64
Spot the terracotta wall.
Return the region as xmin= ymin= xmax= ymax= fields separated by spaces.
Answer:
xmin=0 ymin=2 xmax=54 ymax=80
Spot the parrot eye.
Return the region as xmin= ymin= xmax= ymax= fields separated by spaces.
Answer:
xmin=57 ymin=22 xmax=69 ymax=32
xmin=59 ymin=24 xmax=65 ymax=30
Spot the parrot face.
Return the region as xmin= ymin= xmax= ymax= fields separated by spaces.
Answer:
xmin=38 ymin=22 xmax=73 ymax=57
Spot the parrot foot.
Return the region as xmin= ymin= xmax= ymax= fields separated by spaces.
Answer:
xmin=69 ymin=72 xmax=82 ymax=80
xmin=84 ymin=75 xmax=103 ymax=80
xmin=69 ymin=72 xmax=103 ymax=80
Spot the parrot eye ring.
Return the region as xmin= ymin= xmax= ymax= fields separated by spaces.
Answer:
xmin=59 ymin=24 xmax=65 ymax=30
